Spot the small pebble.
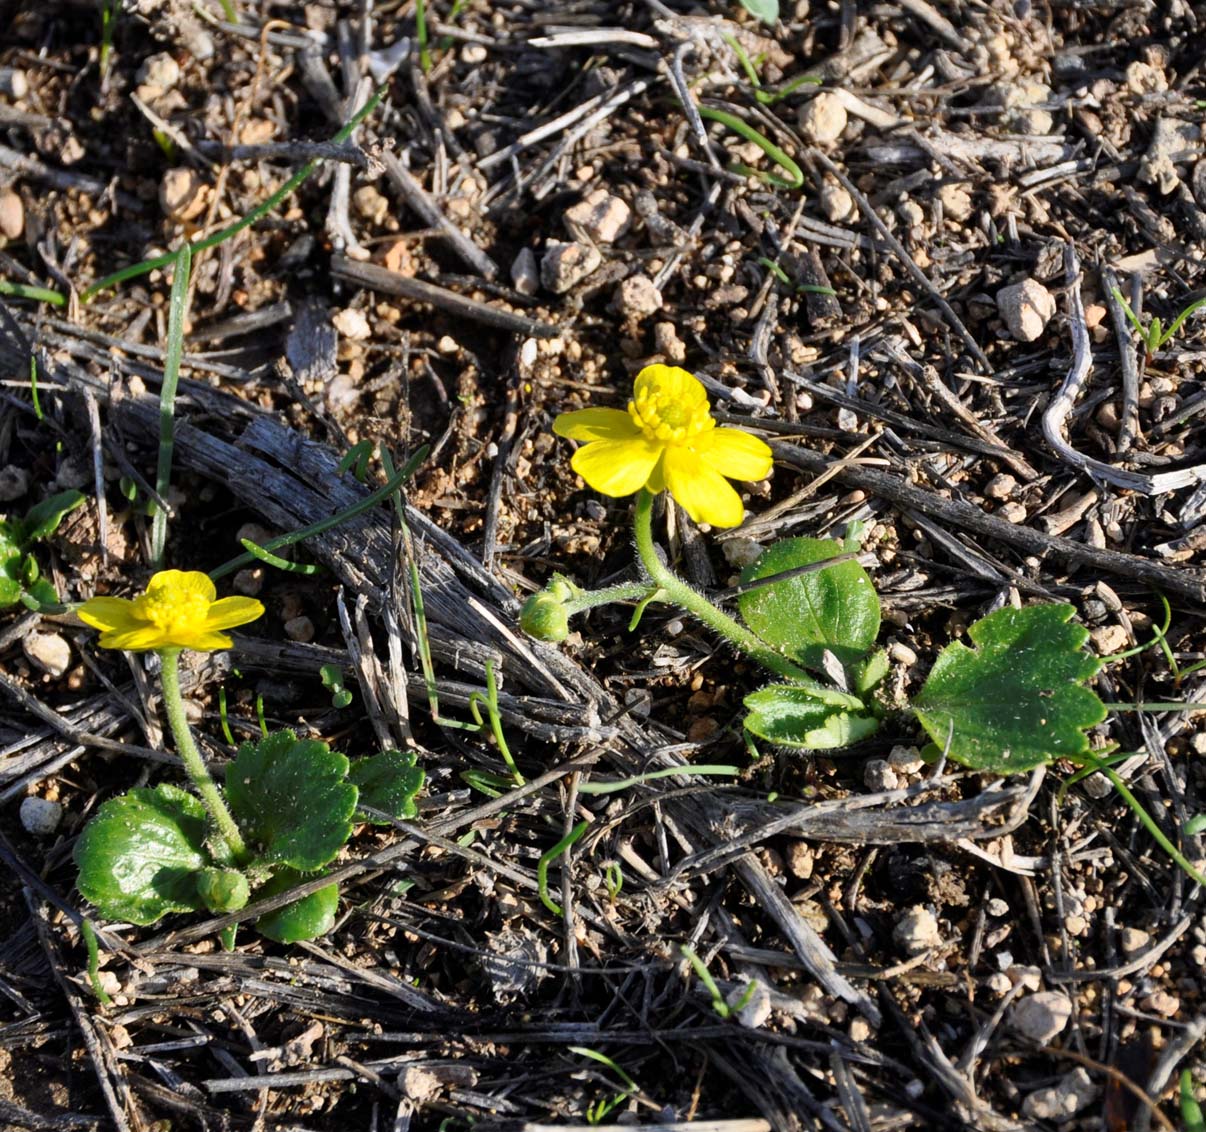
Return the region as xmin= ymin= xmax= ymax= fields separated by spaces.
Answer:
xmin=987 ymin=898 xmax=1010 ymax=917
xmin=1090 ymin=624 xmax=1128 ymax=654
xmin=1119 ymin=927 xmax=1150 ymax=954
xmin=352 ymin=184 xmax=389 ymax=224
xmin=1141 ymin=991 xmax=1180 ymax=1017
xmin=436 ymin=335 xmax=459 ymax=355
xmin=1022 ymin=1068 xmax=1097 ymax=1122
xmin=864 ymin=758 xmax=898 ymax=792
xmin=785 ymin=840 xmax=814 ymax=880
xmin=540 ymin=241 xmax=602 ymax=293
xmin=819 ymin=183 xmax=854 ymax=223
xmin=893 ymin=906 xmax=941 ymax=956
xmin=985 ymin=972 xmax=1013 ymax=995
xmin=0 ymin=190 xmax=24 ymax=240
xmin=1011 ymin=991 xmax=1072 ymax=1043
xmin=284 ymin=616 xmax=315 ymax=643
xmin=729 ymin=979 xmax=772 ymax=1029
xmin=1126 ymin=60 xmax=1168 ymax=94
xmin=461 ymin=43 xmax=488 ymax=65
xmin=887 ymin=745 xmax=924 ymax=774
xmin=511 ymin=247 xmax=539 ymax=296
xmin=563 ymin=187 xmax=631 ymax=243
xmin=0 ymin=464 xmax=30 ymax=501
xmin=159 ymin=168 xmax=208 ymax=221
xmin=888 ymin=641 xmax=917 ymax=666
xmin=232 ymin=568 xmax=264 ymax=597
xmin=997 ymin=278 xmax=1056 ymax=342
xmin=20 ymin=796 xmax=63 ymax=836
xmin=136 ymin=52 xmax=181 ymax=96
xmin=897 ymin=199 xmax=925 ymax=227
xmin=332 ymin=308 xmax=371 ymax=341
xmin=998 ymin=500 xmax=1027 ymax=523
xmin=984 ymin=473 xmax=1016 ymax=500
xmin=617 ymin=273 xmax=663 ymax=318
xmin=23 ymin=632 xmax=71 ymax=678
xmin=938 ymin=183 xmax=973 ymax=222
xmin=653 ymin=320 xmax=687 ymax=362
xmin=798 ymin=92 xmax=847 ymax=144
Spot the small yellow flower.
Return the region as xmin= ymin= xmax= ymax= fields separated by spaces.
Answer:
xmin=553 ymin=364 xmax=772 ymax=528
xmin=78 ymin=570 xmax=264 ymax=652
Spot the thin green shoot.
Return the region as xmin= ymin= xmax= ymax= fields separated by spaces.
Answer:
xmin=436 ymin=0 xmax=469 ymax=51
xmin=1069 ymin=750 xmax=1206 ymax=889
xmin=568 ymin=1046 xmax=639 ymax=1125
xmin=0 ymin=280 xmax=67 ymax=306
xmin=1111 ymin=286 xmax=1206 ymax=357
xmin=1102 ymin=597 xmax=1171 ymax=664
xmin=255 ymin=693 xmax=268 ymax=738
xmin=753 ymin=257 xmax=837 ymax=296
xmin=680 ymin=943 xmax=756 ymax=1019
xmin=218 ymin=0 xmax=238 ymax=21
xmin=240 ymin=537 xmax=320 ymax=575
xmin=150 ymin=243 xmax=191 ymax=568
xmin=219 ymin=924 xmax=237 ymax=951
xmin=99 ymin=0 xmax=118 ymax=84
xmin=537 ymin=820 xmax=588 ymax=916
xmin=698 ymin=106 xmax=804 ymax=190
xmin=207 ymin=445 xmax=428 ymax=581
xmin=218 ymin=686 xmax=235 ymax=745
xmin=1182 ymin=1070 xmax=1205 ymax=1132
xmin=29 ymin=355 xmax=43 ymax=421
xmin=151 ymin=128 xmax=177 ymax=163
xmin=337 ymin=439 xmax=373 ymax=482
xmin=757 ymin=257 xmax=791 ymax=285
xmin=319 ymin=664 xmax=353 ymax=709
xmin=81 ymin=920 xmax=112 ymax=1005
xmin=1185 ymin=814 xmax=1206 ymax=837
xmin=466 ymin=661 xmax=524 ymax=785
xmin=722 ymin=32 xmax=820 ymax=105
xmin=415 ymin=0 xmax=432 ymax=73
xmin=577 ymin=764 xmax=740 ymax=795
xmin=459 ymin=769 xmax=509 ymax=798
xmin=82 ymin=86 xmax=384 ymax=300
xmin=603 ymin=861 xmax=622 ymax=901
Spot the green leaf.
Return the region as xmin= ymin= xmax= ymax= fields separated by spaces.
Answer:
xmin=225 ymin=730 xmax=357 ymax=870
xmin=348 ymin=749 xmax=424 ymax=825
xmin=912 ymin=604 xmax=1106 ymax=773
xmin=738 ymin=537 xmax=880 ymax=672
xmin=22 ymin=490 xmax=85 ymax=542
xmin=852 ymin=648 xmax=889 ymax=696
xmin=744 ymin=685 xmax=880 ymax=750
xmin=74 ymin=785 xmax=209 ymax=925
xmin=22 ymin=577 xmax=60 ymax=609
xmin=196 ymin=867 xmax=250 ymax=913
xmin=255 ymin=869 xmax=340 ymax=943
xmin=739 ymin=0 xmax=779 ymax=24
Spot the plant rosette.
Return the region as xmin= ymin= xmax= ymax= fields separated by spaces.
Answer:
xmin=72 ymin=570 xmax=424 ymax=942
xmin=0 ymin=489 xmax=85 ymax=610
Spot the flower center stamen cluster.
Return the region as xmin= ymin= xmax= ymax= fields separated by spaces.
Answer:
xmin=135 ymin=587 xmax=210 ymax=633
xmin=628 ymin=385 xmax=714 ymax=445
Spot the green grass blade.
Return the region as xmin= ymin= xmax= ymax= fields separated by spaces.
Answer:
xmin=151 ymin=242 xmax=191 ymax=567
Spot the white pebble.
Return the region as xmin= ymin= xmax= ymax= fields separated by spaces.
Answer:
xmin=23 ymin=632 xmax=71 ymax=678
xmin=863 ymin=758 xmax=898 ymax=792
xmin=997 ymin=278 xmax=1056 ymax=343
xmin=540 ymin=241 xmax=601 ymax=293
xmin=0 ymin=190 xmax=24 ymax=241
xmin=887 ymin=745 xmax=924 ymax=774
xmin=332 ymin=308 xmax=372 ymax=341
xmin=616 ymin=273 xmax=663 ymax=318
xmin=798 ymin=92 xmax=847 ymax=144
xmin=20 ymin=796 xmax=63 ymax=836
xmin=1011 ymin=991 xmax=1072 ymax=1043
xmin=564 ymin=188 xmax=631 ymax=243
xmin=1022 ymin=1067 xmax=1097 ymax=1122
xmin=893 ymin=905 xmax=941 ymax=956
xmin=510 ymin=247 xmax=539 ymax=296
xmin=159 ymin=168 xmax=208 ymax=222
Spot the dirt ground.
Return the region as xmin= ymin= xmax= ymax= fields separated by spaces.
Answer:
xmin=1 ymin=0 xmax=1205 ymax=1129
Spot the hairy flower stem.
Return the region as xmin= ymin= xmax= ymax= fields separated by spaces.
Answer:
xmin=631 ymin=491 xmax=812 ymax=683
xmin=565 ymin=581 xmax=653 ymax=616
xmin=158 ymin=649 xmax=249 ymax=864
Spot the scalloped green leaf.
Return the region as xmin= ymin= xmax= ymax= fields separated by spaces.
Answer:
xmin=744 ymin=685 xmax=880 ymax=750
xmin=912 ymin=604 xmax=1106 ymax=773
xmin=739 ymin=0 xmax=779 ymax=24
xmin=255 ymin=869 xmax=340 ymax=944
xmin=738 ymin=537 xmax=880 ymax=672
xmin=22 ymin=490 xmax=85 ymax=542
xmin=225 ymin=730 xmax=357 ymax=871
xmin=349 ymin=749 xmax=424 ymax=825
xmin=74 ymin=785 xmax=209 ymax=925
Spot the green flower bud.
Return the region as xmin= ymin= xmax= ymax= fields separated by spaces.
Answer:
xmin=196 ymin=867 xmax=250 ymax=913
xmin=520 ymin=591 xmax=570 ymax=642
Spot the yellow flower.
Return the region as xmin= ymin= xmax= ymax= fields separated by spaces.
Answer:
xmin=553 ymin=364 xmax=772 ymax=528
xmin=78 ymin=570 xmax=264 ymax=652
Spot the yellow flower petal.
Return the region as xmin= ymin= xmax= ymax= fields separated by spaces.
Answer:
xmin=663 ymin=446 xmax=746 ymax=528
xmin=633 ymin=364 xmax=708 ymax=407
xmin=148 ymin=570 xmax=217 ymax=603
xmin=203 ymin=596 xmax=266 ymax=632
xmin=571 ymin=436 xmax=664 ymax=497
xmin=553 ymin=407 xmax=640 ymax=443
xmin=695 ymin=427 xmax=773 ymax=482
xmin=97 ymin=624 xmax=172 ymax=651
xmin=176 ymin=630 xmax=234 ymax=651
xmin=77 ymin=596 xmax=139 ymax=632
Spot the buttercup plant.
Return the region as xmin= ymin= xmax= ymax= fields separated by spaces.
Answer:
xmin=73 ymin=570 xmax=424 ymax=943
xmin=525 ymin=363 xmax=1206 ymax=888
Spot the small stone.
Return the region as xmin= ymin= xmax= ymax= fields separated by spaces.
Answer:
xmin=1083 ymin=303 xmax=1107 ymax=330
xmin=55 ymin=457 xmax=90 ymax=491
xmin=284 ymin=616 xmax=315 ymax=643
xmin=897 ymin=199 xmax=925 ymax=227
xmin=729 ymin=979 xmax=772 ymax=1029
xmin=888 ymin=642 xmax=917 ymax=666
xmin=1011 ymin=991 xmax=1072 ymax=1043
xmin=985 ymin=972 xmax=1013 ymax=995
xmin=0 ymin=190 xmax=24 ymax=240
xmin=687 ymin=717 xmax=719 ymax=743
xmin=540 ymin=241 xmax=602 ymax=293
xmin=993 ymin=79 xmax=1054 ymax=135
xmin=820 ymin=183 xmax=855 ymax=223
xmin=987 ymin=898 xmax=1010 ymax=917
xmin=1126 ymin=60 xmax=1168 ymax=94
xmin=20 ymin=796 xmax=63 ymax=836
xmin=1141 ymin=991 xmax=1180 ymax=1017
xmin=798 ymin=92 xmax=847 ymax=144
xmin=436 ymin=335 xmax=459 ymax=355
xmin=985 ymin=473 xmax=1016 ymax=500
xmin=887 ymin=745 xmax=924 ymax=774
xmin=137 ymin=52 xmax=181 ymax=96
xmin=654 ymin=320 xmax=687 ymax=363
xmin=159 ymin=168 xmax=208 ymax=221
xmin=864 ymin=759 xmax=899 ymax=792
xmin=723 ymin=537 xmax=763 ymax=569
xmin=997 ymin=278 xmax=1056 ymax=342
xmin=785 ymin=840 xmax=814 ymax=879
xmin=617 ymin=273 xmax=663 ymax=318
xmin=352 ymin=184 xmax=389 ymax=224
xmin=938 ymin=183 xmax=973 ymax=222
xmin=0 ymin=464 xmax=30 ymax=501
xmin=563 ymin=188 xmax=631 ymax=243
xmin=893 ymin=906 xmax=941 ymax=956
xmin=1119 ymin=927 xmax=1150 ymax=954
xmin=1022 ymin=1068 xmax=1097 ymax=1122
xmin=998 ymin=501 xmax=1028 ymax=523
xmin=23 ymin=632 xmax=71 ymax=678
xmin=332 ymin=308 xmax=371 ymax=341
xmin=1007 ymin=964 xmax=1043 ymax=991
xmin=461 ymin=43 xmax=488 ymax=65
xmin=511 ymin=247 xmax=539 ymax=296
xmin=1091 ymin=624 xmax=1128 ymax=654
xmin=1065 ymin=914 xmax=1088 ymax=937
xmin=233 ymin=568 xmax=264 ymax=596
